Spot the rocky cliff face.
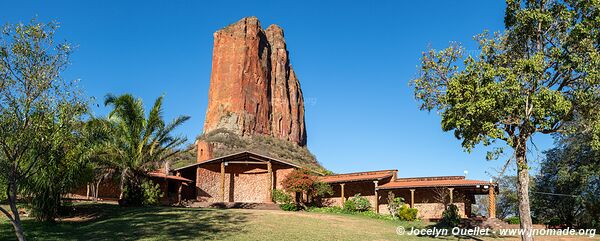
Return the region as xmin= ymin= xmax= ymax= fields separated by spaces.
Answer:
xmin=203 ymin=17 xmax=306 ymax=146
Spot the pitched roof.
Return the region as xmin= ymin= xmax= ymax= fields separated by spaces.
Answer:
xmin=378 ymin=178 xmax=494 ymax=189
xmin=319 ymin=170 xmax=396 ymax=183
xmin=172 ymin=151 xmax=324 ymax=175
xmin=148 ymin=172 xmax=193 ymax=183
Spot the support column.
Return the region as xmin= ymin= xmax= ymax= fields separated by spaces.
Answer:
xmin=176 ymin=172 xmax=182 ymax=205
xmin=220 ymin=162 xmax=225 ymax=202
xmin=340 ymin=183 xmax=345 ymax=207
xmin=410 ymin=189 xmax=415 ymax=208
xmin=267 ymin=161 xmax=273 ymax=203
xmin=448 ymin=188 xmax=454 ymax=204
xmin=488 ymin=185 xmax=496 ymax=219
xmin=373 ymin=181 xmax=379 ymax=213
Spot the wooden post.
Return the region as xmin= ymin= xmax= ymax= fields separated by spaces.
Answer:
xmin=488 ymin=185 xmax=496 ymax=219
xmin=410 ymin=189 xmax=415 ymax=208
xmin=267 ymin=161 xmax=273 ymax=203
xmin=373 ymin=181 xmax=379 ymax=213
xmin=448 ymin=188 xmax=454 ymax=204
xmin=340 ymin=183 xmax=345 ymax=207
xmin=176 ymin=172 xmax=182 ymax=205
xmin=220 ymin=161 xmax=225 ymax=202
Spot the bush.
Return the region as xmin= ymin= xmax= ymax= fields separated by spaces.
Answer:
xmin=279 ymin=203 xmax=299 ymax=211
xmin=397 ymin=204 xmax=419 ymax=221
xmin=282 ymin=169 xmax=317 ymax=193
xmin=386 ymin=191 xmax=404 ymax=218
xmin=141 ymin=180 xmax=164 ymax=206
xmin=313 ymin=182 xmax=333 ymax=196
xmin=272 ymin=189 xmax=293 ymax=204
xmin=439 ymin=204 xmax=461 ymax=227
xmin=343 ymin=194 xmax=371 ymax=212
xmin=505 ymin=216 xmax=520 ymax=224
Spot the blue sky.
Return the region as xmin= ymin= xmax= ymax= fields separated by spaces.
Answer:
xmin=2 ymin=0 xmax=554 ymax=180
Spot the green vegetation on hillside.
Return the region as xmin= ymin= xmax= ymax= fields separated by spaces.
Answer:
xmin=189 ymin=129 xmax=328 ymax=173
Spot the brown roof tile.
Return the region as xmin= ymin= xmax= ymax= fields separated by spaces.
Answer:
xmin=319 ymin=170 xmax=395 ymax=183
xmin=378 ymin=179 xmax=494 ymax=189
xmin=148 ymin=172 xmax=193 ymax=183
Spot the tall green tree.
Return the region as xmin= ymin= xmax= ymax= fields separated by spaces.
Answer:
xmin=411 ymin=1 xmax=599 ymax=240
xmin=103 ymin=94 xmax=189 ymax=205
xmin=532 ymin=126 xmax=600 ymax=229
xmin=24 ymin=117 xmax=109 ymax=222
xmin=0 ymin=20 xmax=83 ymax=241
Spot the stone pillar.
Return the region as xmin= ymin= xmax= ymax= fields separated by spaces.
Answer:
xmin=340 ymin=183 xmax=345 ymax=207
xmin=267 ymin=161 xmax=273 ymax=203
xmin=448 ymin=188 xmax=454 ymax=204
xmin=410 ymin=189 xmax=415 ymax=208
xmin=488 ymin=185 xmax=496 ymax=219
xmin=220 ymin=162 xmax=225 ymax=202
xmin=373 ymin=181 xmax=379 ymax=213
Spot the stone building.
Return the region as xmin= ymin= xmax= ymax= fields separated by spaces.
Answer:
xmin=173 ymin=148 xmax=497 ymax=220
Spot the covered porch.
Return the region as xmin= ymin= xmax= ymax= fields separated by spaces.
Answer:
xmin=319 ymin=170 xmax=397 ymax=212
xmin=377 ymin=176 xmax=498 ymax=220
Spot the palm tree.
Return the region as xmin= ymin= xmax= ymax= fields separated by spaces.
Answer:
xmin=103 ymin=94 xmax=190 ymax=205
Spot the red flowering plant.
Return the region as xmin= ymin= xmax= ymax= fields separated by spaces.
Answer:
xmin=281 ymin=169 xmax=332 ymax=206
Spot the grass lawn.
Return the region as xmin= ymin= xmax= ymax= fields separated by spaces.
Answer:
xmin=0 ymin=203 xmax=597 ymax=241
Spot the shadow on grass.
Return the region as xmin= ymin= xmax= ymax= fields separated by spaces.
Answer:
xmin=0 ymin=203 xmax=250 ymax=241
xmin=412 ymin=222 xmax=487 ymax=241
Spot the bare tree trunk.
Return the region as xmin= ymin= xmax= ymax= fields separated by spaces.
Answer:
xmin=515 ymin=140 xmax=534 ymax=241
xmin=94 ymin=180 xmax=101 ymax=202
xmin=5 ymin=182 xmax=27 ymax=241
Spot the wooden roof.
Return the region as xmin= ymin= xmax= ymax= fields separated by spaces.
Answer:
xmin=319 ymin=170 xmax=396 ymax=183
xmin=378 ymin=177 xmax=494 ymax=190
xmin=148 ymin=171 xmax=193 ymax=183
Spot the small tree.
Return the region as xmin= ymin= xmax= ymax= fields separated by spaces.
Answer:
xmin=387 ymin=191 xmax=404 ymax=218
xmin=0 ymin=20 xmax=82 ymax=241
xmin=411 ymin=1 xmax=599 ymax=239
xmin=281 ymin=169 xmax=332 ymax=205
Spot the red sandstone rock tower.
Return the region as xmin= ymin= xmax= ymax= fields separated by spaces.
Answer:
xmin=199 ymin=17 xmax=307 ymax=161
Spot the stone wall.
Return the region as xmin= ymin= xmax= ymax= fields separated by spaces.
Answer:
xmin=195 ymin=161 xmax=294 ymax=203
xmin=377 ymin=188 xmax=474 ymax=220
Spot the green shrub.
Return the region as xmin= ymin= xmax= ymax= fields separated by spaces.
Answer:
xmin=279 ymin=203 xmax=299 ymax=211
xmin=397 ymin=204 xmax=418 ymax=221
xmin=343 ymin=194 xmax=371 ymax=212
xmin=313 ymin=182 xmax=333 ymax=196
xmin=439 ymin=204 xmax=461 ymax=227
xmin=141 ymin=180 xmax=164 ymax=206
xmin=505 ymin=216 xmax=520 ymax=224
xmin=272 ymin=189 xmax=293 ymax=204
xmin=386 ymin=191 xmax=404 ymax=218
